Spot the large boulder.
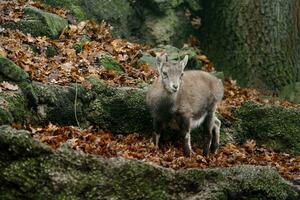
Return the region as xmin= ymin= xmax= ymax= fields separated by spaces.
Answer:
xmin=0 ymin=56 xmax=29 ymax=82
xmin=41 ymin=0 xmax=140 ymax=39
xmin=2 ymin=6 xmax=68 ymax=39
xmin=279 ymin=82 xmax=300 ymax=104
xmin=138 ymin=45 xmax=202 ymax=70
xmin=41 ymin=0 xmax=197 ymax=46
xmin=234 ymin=102 xmax=300 ymax=155
xmin=1 ymin=126 xmax=298 ymax=200
xmin=141 ymin=9 xmax=195 ymax=47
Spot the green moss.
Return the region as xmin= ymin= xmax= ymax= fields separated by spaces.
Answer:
xmin=72 ymin=43 xmax=83 ymax=54
xmin=41 ymin=0 xmax=86 ymax=21
xmin=0 ymin=56 xmax=29 ymax=82
xmin=142 ymin=9 xmax=195 ymax=47
xmin=43 ymin=0 xmax=137 ymax=38
xmin=185 ymin=0 xmax=203 ymax=12
xmin=96 ymin=55 xmax=123 ymax=74
xmin=0 ymin=127 xmax=298 ymax=199
xmin=46 ymin=46 xmax=58 ymax=57
xmin=3 ymin=6 xmax=68 ymax=39
xmin=31 ymin=82 xmax=85 ymax=125
xmin=234 ymin=102 xmax=300 ymax=154
xmin=145 ymin=0 xmax=184 ymax=13
xmin=85 ymin=76 xmax=152 ymax=133
xmin=0 ymin=90 xmax=29 ymax=125
xmin=139 ymin=45 xmax=202 ymax=69
xmin=279 ymin=82 xmax=300 ymax=103
xmin=0 ymin=126 xmax=51 ymax=159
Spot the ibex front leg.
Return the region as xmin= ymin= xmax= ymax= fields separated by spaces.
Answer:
xmin=152 ymin=120 xmax=163 ymax=147
xmin=177 ymin=115 xmax=194 ymax=156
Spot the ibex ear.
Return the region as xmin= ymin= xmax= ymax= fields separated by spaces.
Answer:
xmin=156 ymin=54 xmax=168 ymax=71
xmin=180 ymin=55 xmax=188 ymax=71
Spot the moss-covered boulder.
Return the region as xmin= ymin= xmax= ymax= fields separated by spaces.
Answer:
xmin=141 ymin=9 xmax=195 ymax=47
xmin=20 ymin=76 xmax=152 ymax=133
xmin=279 ymin=82 xmax=300 ymax=104
xmin=0 ymin=56 xmax=29 ymax=82
xmin=2 ymin=6 xmax=68 ymax=39
xmin=84 ymin=76 xmax=152 ymax=133
xmin=0 ymin=90 xmax=29 ymax=125
xmin=145 ymin=0 xmax=184 ymax=13
xmin=41 ymin=0 xmax=139 ymax=39
xmin=0 ymin=126 xmax=298 ymax=200
xmin=234 ymin=102 xmax=300 ymax=155
xmin=138 ymin=45 xmax=202 ymax=70
xmin=96 ymin=54 xmax=123 ymax=74
xmin=40 ymin=0 xmax=197 ymax=46
xmin=30 ymin=81 xmax=85 ymax=125
xmin=185 ymin=0 xmax=203 ymax=12
xmin=41 ymin=0 xmax=87 ymax=22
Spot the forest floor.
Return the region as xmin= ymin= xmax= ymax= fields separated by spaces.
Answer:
xmin=1 ymin=0 xmax=300 ymax=181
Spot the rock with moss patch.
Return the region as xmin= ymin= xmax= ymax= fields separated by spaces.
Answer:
xmin=279 ymin=82 xmax=300 ymax=104
xmin=145 ymin=0 xmax=184 ymax=13
xmin=0 ymin=90 xmax=29 ymax=125
xmin=85 ymin=76 xmax=151 ymax=133
xmin=234 ymin=102 xmax=300 ymax=155
xmin=141 ymin=9 xmax=195 ymax=47
xmin=96 ymin=55 xmax=123 ymax=74
xmin=0 ymin=57 xmax=29 ymax=82
xmin=0 ymin=126 xmax=298 ymax=200
xmin=41 ymin=0 xmax=139 ymax=39
xmin=139 ymin=45 xmax=202 ymax=70
xmin=45 ymin=46 xmax=58 ymax=57
xmin=185 ymin=0 xmax=203 ymax=12
xmin=2 ymin=6 xmax=68 ymax=39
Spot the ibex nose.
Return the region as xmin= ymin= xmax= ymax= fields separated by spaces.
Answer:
xmin=172 ymin=84 xmax=178 ymax=92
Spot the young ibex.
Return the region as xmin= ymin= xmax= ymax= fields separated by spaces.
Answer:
xmin=146 ymin=54 xmax=223 ymax=156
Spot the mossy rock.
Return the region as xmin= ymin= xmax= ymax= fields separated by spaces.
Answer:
xmin=185 ymin=0 xmax=203 ymax=12
xmin=2 ymin=6 xmax=68 ymax=39
xmin=42 ymin=0 xmax=139 ymax=39
xmin=30 ymin=81 xmax=85 ymax=125
xmin=0 ymin=56 xmax=29 ymax=82
xmin=85 ymin=76 xmax=152 ymax=133
xmin=41 ymin=0 xmax=87 ymax=22
xmin=141 ymin=9 xmax=195 ymax=47
xmin=45 ymin=46 xmax=58 ymax=57
xmin=138 ymin=45 xmax=202 ymax=70
xmin=234 ymin=102 xmax=300 ymax=155
xmin=0 ymin=126 xmax=298 ymax=200
xmin=0 ymin=90 xmax=29 ymax=125
xmin=145 ymin=0 xmax=184 ymax=13
xmin=96 ymin=55 xmax=123 ymax=74
xmin=72 ymin=35 xmax=91 ymax=54
xmin=279 ymin=82 xmax=300 ymax=104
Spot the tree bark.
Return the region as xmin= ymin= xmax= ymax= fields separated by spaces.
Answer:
xmin=200 ymin=0 xmax=300 ymax=92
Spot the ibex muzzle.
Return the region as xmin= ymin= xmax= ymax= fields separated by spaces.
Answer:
xmin=146 ymin=54 xmax=224 ymax=156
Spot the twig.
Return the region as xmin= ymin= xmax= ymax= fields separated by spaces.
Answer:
xmin=74 ymin=81 xmax=80 ymax=128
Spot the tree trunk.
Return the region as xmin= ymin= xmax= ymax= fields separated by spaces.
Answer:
xmin=200 ymin=0 xmax=300 ymax=92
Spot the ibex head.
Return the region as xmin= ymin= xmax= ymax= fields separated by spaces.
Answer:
xmin=156 ymin=54 xmax=189 ymax=94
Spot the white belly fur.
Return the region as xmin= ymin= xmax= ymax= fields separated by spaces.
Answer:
xmin=191 ymin=112 xmax=207 ymax=129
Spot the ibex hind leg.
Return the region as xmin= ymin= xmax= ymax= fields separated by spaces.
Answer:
xmin=210 ymin=116 xmax=221 ymax=154
xmin=203 ymin=112 xmax=215 ymax=157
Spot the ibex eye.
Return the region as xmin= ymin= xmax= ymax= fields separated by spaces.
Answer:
xmin=162 ymin=71 xmax=168 ymax=78
xmin=180 ymin=73 xmax=184 ymax=78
